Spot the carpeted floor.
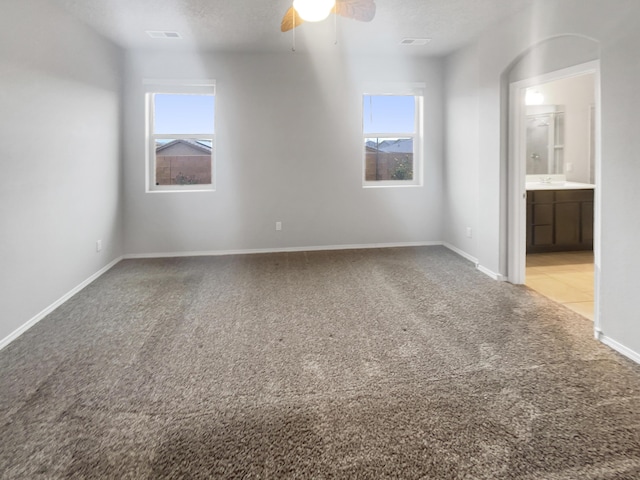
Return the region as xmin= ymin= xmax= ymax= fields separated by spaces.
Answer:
xmin=1 ymin=246 xmax=639 ymax=479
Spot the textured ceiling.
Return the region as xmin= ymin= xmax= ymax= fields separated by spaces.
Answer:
xmin=57 ymin=0 xmax=535 ymax=56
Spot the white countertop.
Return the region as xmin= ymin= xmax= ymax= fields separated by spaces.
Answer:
xmin=526 ymin=181 xmax=595 ymax=191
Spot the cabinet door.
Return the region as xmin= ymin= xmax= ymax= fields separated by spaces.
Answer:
xmin=555 ymin=202 xmax=580 ymax=245
xmin=526 ymin=201 xmax=533 ymax=247
xmin=582 ymin=201 xmax=594 ymax=243
xmin=533 ymin=203 xmax=553 ymax=224
xmin=533 ymin=225 xmax=553 ymax=245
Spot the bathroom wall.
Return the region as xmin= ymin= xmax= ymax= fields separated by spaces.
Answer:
xmin=532 ymin=74 xmax=595 ymax=184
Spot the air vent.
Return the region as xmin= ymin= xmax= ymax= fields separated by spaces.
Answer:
xmin=146 ymin=31 xmax=182 ymax=39
xmin=400 ymin=38 xmax=431 ymax=46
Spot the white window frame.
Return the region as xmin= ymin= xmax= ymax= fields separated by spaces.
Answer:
xmin=144 ymin=79 xmax=216 ymax=193
xmin=362 ymin=84 xmax=424 ymax=188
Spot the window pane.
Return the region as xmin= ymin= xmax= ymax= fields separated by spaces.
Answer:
xmin=364 ymin=137 xmax=414 ymax=181
xmin=155 ymin=139 xmax=212 ymax=185
xmin=154 ymin=94 xmax=215 ymax=134
xmin=363 ymin=95 xmax=415 ymax=134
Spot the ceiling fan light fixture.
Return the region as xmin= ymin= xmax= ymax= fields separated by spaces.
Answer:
xmin=292 ymin=0 xmax=336 ymax=23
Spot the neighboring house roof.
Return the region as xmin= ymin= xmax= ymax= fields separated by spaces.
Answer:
xmin=365 ymin=138 xmax=413 ymax=154
xmin=156 ymin=139 xmax=212 ymax=154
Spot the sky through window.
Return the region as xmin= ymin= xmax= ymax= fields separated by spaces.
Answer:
xmin=363 ymin=95 xmax=415 ymax=134
xmin=154 ymin=94 xmax=215 ymax=134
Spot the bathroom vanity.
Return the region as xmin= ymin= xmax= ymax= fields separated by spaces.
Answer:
xmin=526 ymin=180 xmax=595 ymax=253
xmin=524 ymin=101 xmax=596 ymax=253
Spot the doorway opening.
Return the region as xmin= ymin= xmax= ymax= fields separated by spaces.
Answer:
xmin=508 ymin=61 xmax=600 ymax=325
xmin=526 ymin=251 xmax=594 ymax=319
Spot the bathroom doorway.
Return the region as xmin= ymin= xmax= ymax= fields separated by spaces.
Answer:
xmin=508 ymin=61 xmax=600 ymax=323
xmin=525 ymin=251 xmax=594 ymax=319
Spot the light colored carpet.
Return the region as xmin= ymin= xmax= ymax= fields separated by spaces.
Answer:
xmin=1 ymin=246 xmax=639 ymax=479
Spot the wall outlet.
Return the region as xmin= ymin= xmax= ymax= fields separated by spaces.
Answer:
xmin=466 ymin=227 xmax=472 ymax=238
xmin=275 ymin=221 xmax=282 ymax=231
xmin=96 ymin=240 xmax=102 ymax=252
xmin=566 ymin=162 xmax=573 ymax=172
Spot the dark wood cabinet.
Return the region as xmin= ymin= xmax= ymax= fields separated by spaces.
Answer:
xmin=526 ymin=189 xmax=594 ymax=253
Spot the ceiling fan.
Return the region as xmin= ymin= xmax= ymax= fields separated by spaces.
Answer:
xmin=281 ymin=0 xmax=377 ymax=32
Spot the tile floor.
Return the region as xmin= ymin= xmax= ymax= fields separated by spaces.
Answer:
xmin=525 ymin=251 xmax=594 ymax=320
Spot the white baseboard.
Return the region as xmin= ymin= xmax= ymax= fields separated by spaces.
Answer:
xmin=596 ymin=331 xmax=640 ymax=365
xmin=476 ymin=264 xmax=507 ymax=282
xmin=123 ymin=241 xmax=445 ymax=259
xmin=442 ymin=243 xmax=505 ymax=281
xmin=0 ymin=256 xmax=123 ymax=351
xmin=443 ymin=242 xmax=478 ymax=265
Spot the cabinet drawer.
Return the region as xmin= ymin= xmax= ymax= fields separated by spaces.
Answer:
xmin=531 ymin=190 xmax=554 ymax=203
xmin=556 ymin=189 xmax=594 ymax=202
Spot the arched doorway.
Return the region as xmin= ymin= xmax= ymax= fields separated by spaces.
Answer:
xmin=504 ymin=35 xmax=601 ymax=325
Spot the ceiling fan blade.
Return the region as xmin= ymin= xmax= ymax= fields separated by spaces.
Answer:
xmin=335 ymin=0 xmax=376 ymax=22
xmin=281 ymin=6 xmax=304 ymax=32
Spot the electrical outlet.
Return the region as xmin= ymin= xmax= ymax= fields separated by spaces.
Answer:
xmin=96 ymin=240 xmax=102 ymax=252
xmin=466 ymin=227 xmax=472 ymax=238
xmin=275 ymin=221 xmax=282 ymax=231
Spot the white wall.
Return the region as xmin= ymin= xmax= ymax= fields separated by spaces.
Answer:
xmin=444 ymin=0 xmax=640 ymax=357
xmin=443 ymin=46 xmax=480 ymax=258
xmin=123 ymin=52 xmax=444 ymax=255
xmin=0 ymin=0 xmax=124 ymax=343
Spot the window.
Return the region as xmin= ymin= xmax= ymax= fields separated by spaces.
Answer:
xmin=145 ymin=81 xmax=215 ymax=192
xmin=362 ymin=90 xmax=423 ymax=186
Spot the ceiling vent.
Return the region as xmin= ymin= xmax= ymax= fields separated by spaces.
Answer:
xmin=146 ymin=31 xmax=182 ymax=39
xmin=400 ymin=38 xmax=431 ymax=46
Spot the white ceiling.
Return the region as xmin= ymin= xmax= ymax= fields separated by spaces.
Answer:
xmin=57 ymin=0 xmax=535 ymax=56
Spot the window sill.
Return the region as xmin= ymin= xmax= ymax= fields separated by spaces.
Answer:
xmin=362 ymin=183 xmax=423 ymax=189
xmin=146 ymin=187 xmax=215 ymax=193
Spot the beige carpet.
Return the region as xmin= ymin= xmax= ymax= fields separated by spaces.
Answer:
xmin=1 ymin=246 xmax=639 ymax=479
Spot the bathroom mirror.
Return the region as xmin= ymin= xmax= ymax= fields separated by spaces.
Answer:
xmin=526 ymin=105 xmax=564 ymax=175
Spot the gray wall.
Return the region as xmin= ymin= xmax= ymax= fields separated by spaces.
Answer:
xmin=123 ymin=52 xmax=444 ymax=254
xmin=0 ymin=0 xmax=124 ymax=342
xmin=444 ymin=0 xmax=640 ymax=356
